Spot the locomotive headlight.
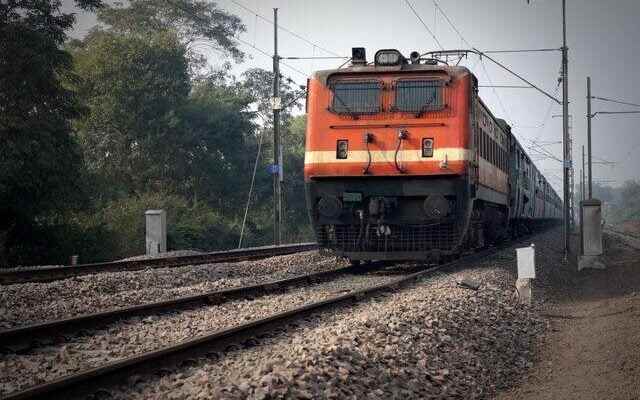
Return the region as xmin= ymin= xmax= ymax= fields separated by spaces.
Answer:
xmin=336 ymin=139 xmax=349 ymax=159
xmin=422 ymin=138 xmax=434 ymax=157
xmin=374 ymin=49 xmax=403 ymax=66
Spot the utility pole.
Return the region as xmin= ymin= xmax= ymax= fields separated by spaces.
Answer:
xmin=561 ymin=0 xmax=570 ymax=254
xmin=581 ymin=145 xmax=585 ymax=201
xmin=272 ymin=8 xmax=282 ymax=245
xmin=567 ymin=115 xmax=574 ymax=229
xmin=586 ymin=76 xmax=592 ymax=199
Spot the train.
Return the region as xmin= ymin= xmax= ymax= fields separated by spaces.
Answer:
xmin=304 ymin=48 xmax=562 ymax=264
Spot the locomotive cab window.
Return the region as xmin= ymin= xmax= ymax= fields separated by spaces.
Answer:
xmin=330 ymin=80 xmax=381 ymax=114
xmin=394 ymin=79 xmax=444 ymax=113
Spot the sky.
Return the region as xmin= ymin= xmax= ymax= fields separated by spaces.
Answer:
xmin=63 ymin=0 xmax=640 ymax=194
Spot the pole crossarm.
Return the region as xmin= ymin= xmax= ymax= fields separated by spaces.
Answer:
xmin=591 ymin=110 xmax=640 ymax=117
xmin=590 ymin=96 xmax=640 ymax=108
xmin=478 ymin=85 xmax=533 ymax=89
xmin=481 ymin=48 xmax=562 ymax=54
xmin=421 ymin=49 xmax=562 ymax=104
xmin=282 ymin=56 xmax=349 ymax=60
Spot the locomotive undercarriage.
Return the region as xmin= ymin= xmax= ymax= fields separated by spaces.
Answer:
xmin=306 ymin=176 xmax=480 ymax=262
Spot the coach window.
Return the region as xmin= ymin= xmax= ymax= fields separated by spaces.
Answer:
xmin=330 ymin=80 xmax=381 ymax=114
xmin=487 ymin=135 xmax=495 ymax=164
xmin=394 ymin=79 xmax=445 ymax=113
xmin=492 ymin=140 xmax=496 ymax=166
xmin=490 ymin=140 xmax=494 ymax=165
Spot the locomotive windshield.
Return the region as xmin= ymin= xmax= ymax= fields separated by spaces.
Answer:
xmin=394 ymin=80 xmax=444 ymax=113
xmin=330 ymin=80 xmax=381 ymax=114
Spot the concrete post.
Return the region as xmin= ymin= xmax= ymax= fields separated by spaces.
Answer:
xmin=145 ymin=210 xmax=167 ymax=256
xmin=516 ymin=244 xmax=536 ymax=305
xmin=579 ymin=199 xmax=604 ymax=270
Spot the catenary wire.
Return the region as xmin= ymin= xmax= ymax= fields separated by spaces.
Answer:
xmin=403 ymin=0 xmax=445 ymax=50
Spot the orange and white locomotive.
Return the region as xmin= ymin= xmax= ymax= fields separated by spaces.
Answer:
xmin=304 ymin=48 xmax=561 ymax=263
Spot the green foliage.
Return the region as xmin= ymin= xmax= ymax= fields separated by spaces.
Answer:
xmin=81 ymin=191 xmax=239 ymax=259
xmin=3 ymin=216 xmax=116 ymax=266
xmin=609 ymin=180 xmax=640 ymax=223
xmin=0 ymin=0 xmax=103 ymax=265
xmin=1 ymin=0 xmax=314 ymax=266
xmin=177 ymin=76 xmax=256 ymax=208
xmin=576 ymin=181 xmax=640 ymax=224
xmin=70 ymin=30 xmax=191 ymax=195
xmin=97 ymin=0 xmax=245 ymax=61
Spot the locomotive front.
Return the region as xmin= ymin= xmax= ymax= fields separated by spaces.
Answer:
xmin=304 ymin=49 xmax=475 ymax=262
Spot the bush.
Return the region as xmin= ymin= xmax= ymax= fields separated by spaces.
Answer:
xmin=3 ymin=217 xmax=116 ymax=266
xmin=83 ymin=191 xmax=240 ymax=260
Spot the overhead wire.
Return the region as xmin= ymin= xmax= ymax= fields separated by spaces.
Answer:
xmin=430 ymin=2 xmax=562 ymax=141
xmin=529 ymin=82 xmax=561 ymax=143
xmin=479 ymin=59 xmax=515 ymax=128
xmin=403 ymin=0 xmax=445 ymax=50
xmin=430 ymin=1 xmax=516 ymax=128
xmin=168 ymin=1 xmax=311 ymax=83
xmin=590 ymin=96 xmax=640 ymax=108
xmin=226 ymin=0 xmax=343 ymax=57
xmin=432 ymin=0 xmax=471 ymax=47
xmin=234 ymin=36 xmax=310 ymax=80
xmin=481 ymin=48 xmax=562 ymax=54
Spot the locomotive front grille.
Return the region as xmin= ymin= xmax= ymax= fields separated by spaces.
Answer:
xmin=316 ymin=222 xmax=459 ymax=253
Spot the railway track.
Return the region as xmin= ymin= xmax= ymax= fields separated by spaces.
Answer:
xmin=0 ymin=265 xmax=355 ymax=347
xmin=0 ymin=241 xmax=518 ymax=400
xmin=0 ymin=243 xmax=317 ymax=285
xmin=604 ymin=226 xmax=640 ymax=250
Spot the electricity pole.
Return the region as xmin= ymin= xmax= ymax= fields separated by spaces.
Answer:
xmin=561 ymin=0 xmax=570 ymax=254
xmin=586 ymin=76 xmax=592 ymax=199
xmin=582 ymin=145 xmax=585 ymax=201
xmin=272 ymin=8 xmax=282 ymax=245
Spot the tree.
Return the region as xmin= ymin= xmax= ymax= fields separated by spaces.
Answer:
xmin=70 ymin=30 xmax=192 ymax=196
xmin=178 ymin=75 xmax=256 ymax=208
xmin=0 ymin=0 xmax=102 ymax=265
xmin=96 ymin=0 xmax=245 ymax=71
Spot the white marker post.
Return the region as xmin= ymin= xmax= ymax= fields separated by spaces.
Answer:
xmin=516 ymin=244 xmax=536 ymax=305
xmin=145 ymin=209 xmax=167 ymax=256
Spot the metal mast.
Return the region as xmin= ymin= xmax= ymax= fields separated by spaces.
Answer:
xmin=568 ymin=115 xmax=574 ymax=226
xmin=582 ymin=145 xmax=586 ymax=201
xmin=561 ymin=0 xmax=571 ymax=254
xmin=272 ymin=8 xmax=282 ymax=245
xmin=586 ymin=76 xmax=592 ymax=199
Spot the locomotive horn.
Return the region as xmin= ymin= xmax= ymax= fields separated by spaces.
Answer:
xmin=409 ymin=51 xmax=421 ymax=64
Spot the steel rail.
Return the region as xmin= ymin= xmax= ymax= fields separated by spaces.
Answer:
xmin=0 ymin=243 xmax=318 ymax=285
xmin=0 ymin=266 xmax=355 ymax=347
xmin=1 ymin=243 xmax=512 ymax=400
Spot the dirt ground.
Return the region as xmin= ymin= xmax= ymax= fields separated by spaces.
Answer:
xmin=496 ymin=234 xmax=640 ymax=400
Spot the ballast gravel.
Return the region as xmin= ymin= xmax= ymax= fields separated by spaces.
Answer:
xmin=0 ymin=270 xmax=399 ymax=395
xmin=0 ymin=228 xmax=564 ymax=399
xmin=107 ymin=229 xmax=562 ymax=400
xmin=0 ymin=251 xmax=344 ymax=329
xmin=102 ymin=228 xmax=560 ymax=400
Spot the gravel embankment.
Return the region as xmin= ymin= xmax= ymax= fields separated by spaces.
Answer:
xmin=0 ymin=251 xmax=344 ymax=329
xmin=93 ymin=228 xmax=561 ymax=400
xmin=0 ymin=270 xmax=399 ymax=396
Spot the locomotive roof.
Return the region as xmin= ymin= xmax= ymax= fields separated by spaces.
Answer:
xmin=312 ymin=64 xmax=471 ymax=85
